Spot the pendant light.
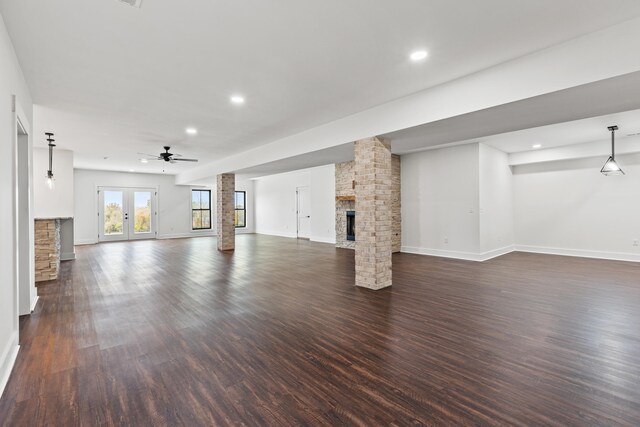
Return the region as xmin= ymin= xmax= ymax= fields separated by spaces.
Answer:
xmin=601 ymin=125 xmax=624 ymax=176
xmin=45 ymin=132 xmax=56 ymax=189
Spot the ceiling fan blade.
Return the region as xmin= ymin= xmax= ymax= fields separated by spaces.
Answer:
xmin=172 ymin=153 xmax=183 ymax=157
xmin=136 ymin=152 xmax=160 ymax=158
xmin=169 ymin=159 xmax=177 ymax=164
xmin=172 ymin=158 xmax=199 ymax=162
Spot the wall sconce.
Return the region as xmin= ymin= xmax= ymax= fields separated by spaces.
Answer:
xmin=45 ymin=132 xmax=56 ymax=189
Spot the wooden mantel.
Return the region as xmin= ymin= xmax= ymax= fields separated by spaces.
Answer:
xmin=335 ymin=195 xmax=355 ymax=201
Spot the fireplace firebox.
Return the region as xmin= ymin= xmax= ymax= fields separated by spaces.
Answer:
xmin=346 ymin=211 xmax=355 ymax=241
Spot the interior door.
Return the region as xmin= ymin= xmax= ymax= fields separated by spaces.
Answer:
xmin=98 ymin=187 xmax=156 ymax=242
xmin=297 ymin=186 xmax=311 ymax=239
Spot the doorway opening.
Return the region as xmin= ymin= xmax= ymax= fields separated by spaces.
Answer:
xmin=296 ymin=186 xmax=310 ymax=239
xmin=98 ymin=187 xmax=157 ymax=242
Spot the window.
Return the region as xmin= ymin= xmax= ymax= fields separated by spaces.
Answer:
xmin=192 ymin=189 xmax=211 ymax=230
xmin=234 ymin=191 xmax=246 ymax=228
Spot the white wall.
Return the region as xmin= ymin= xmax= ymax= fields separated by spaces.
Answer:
xmin=401 ymin=144 xmax=481 ymax=257
xmin=234 ymin=179 xmax=255 ymax=235
xmin=0 ymin=14 xmax=33 ymax=398
xmin=33 ymin=148 xmax=74 ymax=218
xmin=513 ymin=154 xmax=640 ymax=261
xmin=74 ymin=169 xmax=255 ymax=244
xmin=402 ymin=141 xmax=640 ymax=263
xmin=254 ymin=164 xmax=336 ymax=243
xmin=479 ymin=144 xmax=515 ymax=253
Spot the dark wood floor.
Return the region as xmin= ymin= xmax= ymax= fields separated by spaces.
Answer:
xmin=1 ymin=235 xmax=640 ymax=426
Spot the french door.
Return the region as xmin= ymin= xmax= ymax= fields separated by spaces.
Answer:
xmin=98 ymin=187 xmax=157 ymax=242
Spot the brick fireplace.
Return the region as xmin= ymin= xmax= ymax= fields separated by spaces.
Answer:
xmin=335 ymin=154 xmax=401 ymax=252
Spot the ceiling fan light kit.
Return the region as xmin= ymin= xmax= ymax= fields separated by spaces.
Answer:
xmin=137 ymin=146 xmax=199 ymax=165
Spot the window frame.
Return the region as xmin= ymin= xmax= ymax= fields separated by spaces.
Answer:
xmin=191 ymin=189 xmax=212 ymax=231
xmin=234 ymin=191 xmax=246 ymax=228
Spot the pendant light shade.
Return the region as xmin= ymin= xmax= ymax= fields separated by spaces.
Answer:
xmin=601 ymin=126 xmax=624 ymax=176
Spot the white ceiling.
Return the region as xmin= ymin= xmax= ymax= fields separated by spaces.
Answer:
xmin=383 ymin=71 xmax=640 ymax=155
xmin=482 ymin=109 xmax=640 ymax=154
xmin=3 ymin=0 xmax=640 ymax=174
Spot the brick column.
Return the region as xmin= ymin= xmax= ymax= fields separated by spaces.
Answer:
xmin=216 ymin=173 xmax=235 ymax=251
xmin=355 ymin=137 xmax=392 ymax=290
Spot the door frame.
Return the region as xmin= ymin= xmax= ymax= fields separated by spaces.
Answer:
xmin=97 ymin=186 xmax=158 ymax=242
xmin=12 ymin=96 xmax=37 ymax=317
xmin=296 ymin=186 xmax=311 ymax=239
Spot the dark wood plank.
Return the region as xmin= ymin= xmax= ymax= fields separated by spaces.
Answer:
xmin=1 ymin=235 xmax=640 ymax=426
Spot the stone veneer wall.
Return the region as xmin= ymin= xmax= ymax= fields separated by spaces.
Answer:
xmin=335 ymin=200 xmax=355 ymax=249
xmin=335 ymin=154 xmax=400 ymax=252
xmin=335 ymin=161 xmax=356 ymax=249
xmin=216 ymin=173 xmax=236 ymax=251
xmin=355 ymin=137 xmax=392 ymax=289
xmin=391 ymin=154 xmax=401 ymax=253
xmin=35 ymin=219 xmax=60 ymax=282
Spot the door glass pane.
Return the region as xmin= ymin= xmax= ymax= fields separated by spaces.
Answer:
xmin=104 ymin=191 xmax=124 ymax=235
xmin=134 ymin=191 xmax=152 ymax=233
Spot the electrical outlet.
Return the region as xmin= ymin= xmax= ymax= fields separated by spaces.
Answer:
xmin=633 ymin=239 xmax=639 ymax=247
xmin=444 ymin=237 xmax=449 ymax=244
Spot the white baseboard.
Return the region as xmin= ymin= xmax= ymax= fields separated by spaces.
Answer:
xmin=157 ymin=232 xmax=216 ymax=240
xmin=310 ymin=236 xmax=337 ymax=244
xmin=235 ymin=230 xmax=255 ymax=235
xmin=401 ymin=245 xmax=515 ymax=262
xmin=515 ymin=245 xmax=640 ymax=262
xmin=255 ymin=230 xmax=298 ymax=239
xmin=30 ymin=295 xmax=39 ymax=312
xmin=0 ymin=332 xmax=19 ymax=399
xmin=74 ymin=238 xmax=97 ymax=245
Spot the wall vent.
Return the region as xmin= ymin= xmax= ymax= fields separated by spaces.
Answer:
xmin=116 ymin=0 xmax=143 ymax=8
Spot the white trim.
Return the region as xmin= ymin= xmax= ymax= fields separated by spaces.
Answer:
xmin=515 ymin=245 xmax=640 ymax=263
xmin=74 ymin=238 xmax=98 ymax=246
xmin=190 ymin=228 xmax=214 ymax=235
xmin=0 ymin=332 xmax=19 ymax=399
xmin=310 ymin=236 xmax=337 ymax=244
xmin=158 ymin=232 xmax=216 ymax=240
xmin=13 ymin=97 xmax=35 ymax=318
xmin=401 ymin=245 xmax=515 ymax=262
xmin=256 ymin=230 xmax=298 ymax=239
xmin=189 ymin=186 xmax=214 ymax=233
xmin=30 ymin=295 xmax=39 ymax=312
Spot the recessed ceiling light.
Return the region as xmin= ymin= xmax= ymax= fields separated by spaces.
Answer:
xmin=532 ymin=144 xmax=542 ymax=149
xmin=230 ymin=95 xmax=245 ymax=105
xmin=129 ymin=169 xmax=135 ymax=172
xmin=410 ymin=50 xmax=428 ymax=62
xmin=186 ymin=127 xmax=198 ymax=135
xmin=140 ymin=158 xmax=149 ymax=164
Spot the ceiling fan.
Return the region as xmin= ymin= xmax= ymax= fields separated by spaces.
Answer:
xmin=138 ymin=146 xmax=198 ymax=164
